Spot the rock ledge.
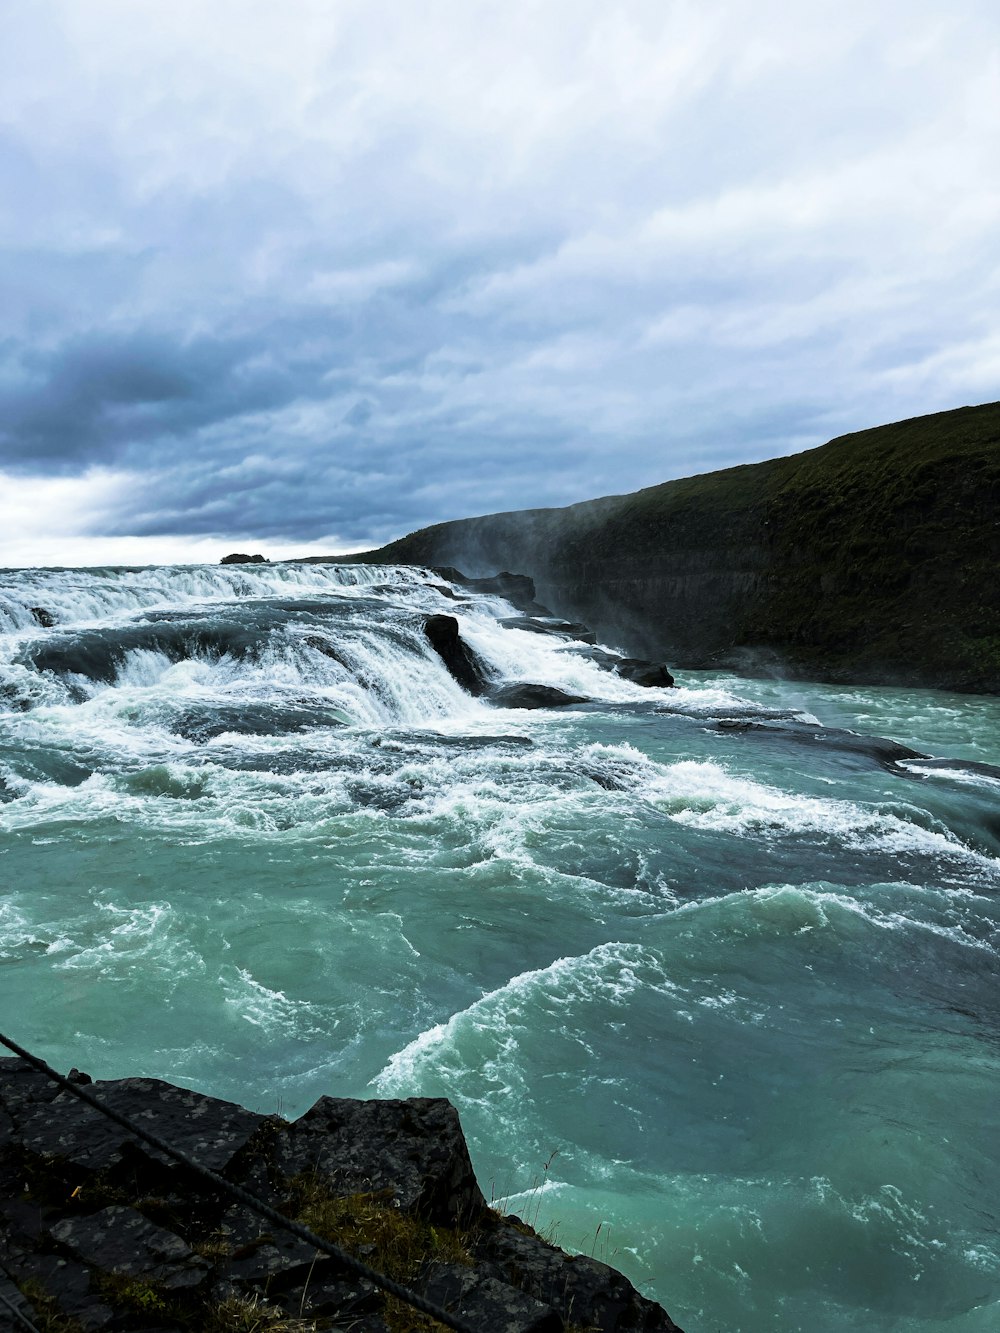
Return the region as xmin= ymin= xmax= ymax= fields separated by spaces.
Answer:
xmin=0 ymin=1058 xmax=683 ymax=1332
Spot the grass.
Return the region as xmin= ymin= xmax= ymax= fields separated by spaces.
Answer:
xmin=12 ymin=1279 xmax=84 ymax=1333
xmin=284 ymin=1173 xmax=474 ymax=1332
xmin=203 ymin=1292 xmax=317 ymax=1333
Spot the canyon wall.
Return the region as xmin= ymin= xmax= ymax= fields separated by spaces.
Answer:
xmin=352 ymin=402 xmax=1000 ymax=692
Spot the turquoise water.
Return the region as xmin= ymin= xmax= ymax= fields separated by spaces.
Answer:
xmin=1 ymin=563 xmax=998 ymax=1331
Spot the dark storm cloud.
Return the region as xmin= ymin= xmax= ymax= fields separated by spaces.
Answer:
xmin=1 ymin=0 xmax=998 ymax=561
xmin=1 ymin=335 xmax=247 ymax=466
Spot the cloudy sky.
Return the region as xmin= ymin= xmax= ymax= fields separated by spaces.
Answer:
xmin=1 ymin=0 xmax=997 ymax=566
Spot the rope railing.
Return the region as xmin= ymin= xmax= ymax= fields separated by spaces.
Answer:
xmin=0 ymin=1031 xmax=479 ymax=1333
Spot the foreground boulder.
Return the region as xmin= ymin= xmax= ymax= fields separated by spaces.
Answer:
xmin=0 ymin=1059 xmax=683 ymax=1332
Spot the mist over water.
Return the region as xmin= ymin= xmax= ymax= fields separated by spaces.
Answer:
xmin=2 ymin=563 xmax=998 ymax=1331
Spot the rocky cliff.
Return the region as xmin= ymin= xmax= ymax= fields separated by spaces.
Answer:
xmin=0 ymin=1058 xmax=682 ymax=1332
xmin=339 ymin=402 xmax=1000 ymax=692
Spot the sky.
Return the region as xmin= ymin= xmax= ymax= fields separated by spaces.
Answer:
xmin=1 ymin=0 xmax=998 ymax=567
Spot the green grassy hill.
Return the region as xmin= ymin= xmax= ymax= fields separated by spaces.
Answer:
xmin=337 ymin=401 xmax=1000 ymax=691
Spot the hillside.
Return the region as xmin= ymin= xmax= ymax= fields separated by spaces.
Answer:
xmin=326 ymin=402 xmax=1000 ymax=691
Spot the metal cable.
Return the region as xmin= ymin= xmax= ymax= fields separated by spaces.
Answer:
xmin=0 ymin=1281 xmax=41 ymax=1333
xmin=0 ymin=1032 xmax=479 ymax=1333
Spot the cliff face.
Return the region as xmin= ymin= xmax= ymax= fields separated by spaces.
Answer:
xmin=358 ymin=402 xmax=1000 ymax=692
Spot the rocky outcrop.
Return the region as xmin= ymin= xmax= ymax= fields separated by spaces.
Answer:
xmin=220 ymin=553 xmax=268 ymax=564
xmin=423 ymin=605 xmax=674 ymax=704
xmin=0 ymin=1058 xmax=683 ymax=1332
xmin=499 ymin=616 xmax=598 ymax=645
xmin=433 ymin=570 xmax=552 ymax=618
xmin=422 ymin=595 xmax=676 ymax=704
xmin=424 ymin=614 xmax=490 ymax=695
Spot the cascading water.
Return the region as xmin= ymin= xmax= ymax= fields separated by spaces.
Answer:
xmin=2 ymin=562 xmax=999 ymax=1331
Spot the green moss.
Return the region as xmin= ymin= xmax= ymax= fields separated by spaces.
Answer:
xmin=285 ymin=1174 xmax=475 ymax=1331
xmin=92 ymin=1272 xmax=169 ymax=1316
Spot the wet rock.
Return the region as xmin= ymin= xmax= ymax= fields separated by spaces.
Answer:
xmin=220 ymin=553 xmax=268 ymax=564
xmin=561 ymin=644 xmax=623 ymax=669
xmin=433 ymin=569 xmax=554 ymax=617
xmin=29 ymin=607 xmax=55 ymax=627
xmin=423 ymin=615 xmax=490 ymax=696
xmin=303 ymin=634 xmax=351 ymax=667
xmin=614 ymin=659 xmax=675 ymax=687
xmin=500 ymin=616 xmax=598 ymax=644
xmin=712 ymin=718 xmax=927 ymax=771
xmin=489 ymin=684 xmax=589 ymax=709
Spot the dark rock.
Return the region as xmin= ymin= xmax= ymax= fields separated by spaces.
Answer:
xmin=220 ymin=553 xmax=267 ymax=564
xmin=23 ymin=623 xmax=270 ymax=686
xmin=500 ymin=616 xmax=598 ymax=644
xmin=0 ymin=1057 xmax=66 ymax=1123
xmin=50 ymin=1206 xmax=210 ymax=1290
xmin=0 ymin=1197 xmax=61 ymax=1245
xmin=560 ymin=644 xmax=623 ymax=669
xmin=261 ymin=1096 xmax=487 ymax=1226
xmin=0 ymin=1062 xmax=685 ymax=1332
xmin=0 ymin=1271 xmax=38 ymax=1330
xmin=489 ymin=684 xmax=589 ymax=709
xmin=292 ymin=1273 xmax=381 ymax=1321
xmin=303 ymin=634 xmax=351 ymax=668
xmin=421 ymin=1260 xmax=562 ymax=1332
xmin=433 ymin=569 xmax=554 ymax=617
xmin=614 ymin=659 xmax=675 ymax=687
xmin=213 ymin=1204 xmax=343 ymax=1289
xmin=712 ymin=718 xmax=926 ymax=771
xmin=1 ymin=1243 xmax=116 ymax=1331
xmin=475 ymin=1222 xmax=684 ymax=1332
xmin=18 ymin=1077 xmax=263 ymax=1177
xmin=423 ymin=615 xmax=490 ymax=696
xmin=29 ymin=607 xmax=55 ymax=628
